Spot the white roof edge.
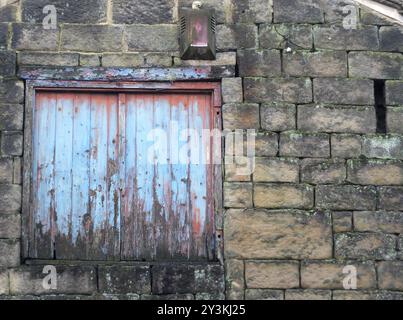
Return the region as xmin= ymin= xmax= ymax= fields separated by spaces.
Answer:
xmin=355 ymin=0 xmax=403 ymax=24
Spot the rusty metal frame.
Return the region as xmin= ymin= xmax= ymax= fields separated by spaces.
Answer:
xmin=22 ymin=80 xmax=223 ymax=263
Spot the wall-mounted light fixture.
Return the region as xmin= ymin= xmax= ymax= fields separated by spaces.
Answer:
xmin=179 ymin=2 xmax=216 ymax=60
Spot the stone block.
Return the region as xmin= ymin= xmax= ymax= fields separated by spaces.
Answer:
xmin=224 ymin=209 xmax=333 ymax=259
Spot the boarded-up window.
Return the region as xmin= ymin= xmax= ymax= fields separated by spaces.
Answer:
xmin=28 ymin=88 xmax=220 ymax=261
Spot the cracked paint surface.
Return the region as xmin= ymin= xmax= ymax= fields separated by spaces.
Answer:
xmin=31 ymin=91 xmax=216 ymax=261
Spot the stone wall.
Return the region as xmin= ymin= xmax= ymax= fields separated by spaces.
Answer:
xmin=1 ymin=0 xmax=403 ymax=300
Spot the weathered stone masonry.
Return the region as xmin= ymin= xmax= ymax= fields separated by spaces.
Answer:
xmin=1 ymin=0 xmax=403 ymax=300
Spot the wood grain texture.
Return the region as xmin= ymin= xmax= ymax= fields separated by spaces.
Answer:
xmin=121 ymin=93 xmax=214 ymax=260
xmin=32 ymin=92 xmax=57 ymax=259
xmin=30 ymin=89 xmax=218 ymax=261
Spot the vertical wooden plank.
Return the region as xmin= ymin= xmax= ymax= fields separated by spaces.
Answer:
xmin=69 ymin=93 xmax=91 ymax=259
xmin=188 ymin=93 xmax=216 ymax=259
xmin=186 ymin=93 xmax=196 ymax=258
xmin=152 ymin=94 xmax=171 ymax=259
xmin=200 ymin=95 xmax=210 ymax=258
xmin=54 ymin=93 xmax=74 ymax=259
xmin=89 ymin=93 xmax=107 ymax=259
xmin=121 ymin=93 xmax=135 ymax=259
xmin=105 ymin=94 xmax=121 ymax=259
xmin=167 ymin=94 xmax=189 ymax=258
xmin=23 ymin=83 xmax=35 ymax=258
xmin=89 ymin=93 xmax=120 ymax=260
xmin=122 ymin=94 xmax=156 ymax=260
xmin=188 ymin=94 xmax=209 ymax=259
xmin=173 ymin=94 xmax=191 ymax=258
xmin=140 ymin=93 xmax=154 ymax=260
xmin=32 ymin=92 xmax=57 ymax=259
xmin=138 ymin=94 xmax=156 ymax=259
xmin=30 ymin=92 xmax=40 ymax=258
xmin=118 ymin=93 xmax=127 ymax=260
xmin=167 ymin=94 xmax=179 ymax=259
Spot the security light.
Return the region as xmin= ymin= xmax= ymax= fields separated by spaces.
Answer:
xmin=179 ymin=3 xmax=216 ymax=60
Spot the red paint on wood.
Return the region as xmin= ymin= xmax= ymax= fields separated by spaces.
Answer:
xmin=29 ymin=82 xmax=221 ymax=261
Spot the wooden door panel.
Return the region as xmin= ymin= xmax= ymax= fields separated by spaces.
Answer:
xmin=31 ymin=92 xmax=57 ymax=258
xmin=53 ymin=93 xmax=74 ymax=259
xmin=68 ymin=93 xmax=92 ymax=259
xmin=31 ymin=92 xmax=121 ymax=260
xmin=30 ymin=90 xmax=216 ymax=261
xmin=121 ymin=93 xmax=215 ymax=260
xmin=87 ymin=94 xmax=121 ymax=260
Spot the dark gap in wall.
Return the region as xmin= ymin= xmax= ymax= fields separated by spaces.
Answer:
xmin=235 ymin=54 xmax=240 ymax=77
xmin=279 ymin=49 xmax=284 ymax=74
xmin=150 ymin=264 xmax=154 ymax=294
xmin=96 ymin=265 xmax=100 ymax=291
xmin=53 ymin=243 xmax=57 ymax=259
xmin=374 ymin=80 xmax=387 ymax=134
xmin=375 ymin=187 xmax=381 ymax=211
xmin=310 ymin=77 xmax=314 ymax=103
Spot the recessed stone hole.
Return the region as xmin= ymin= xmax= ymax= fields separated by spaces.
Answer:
xmin=374 ymin=79 xmax=387 ymax=134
